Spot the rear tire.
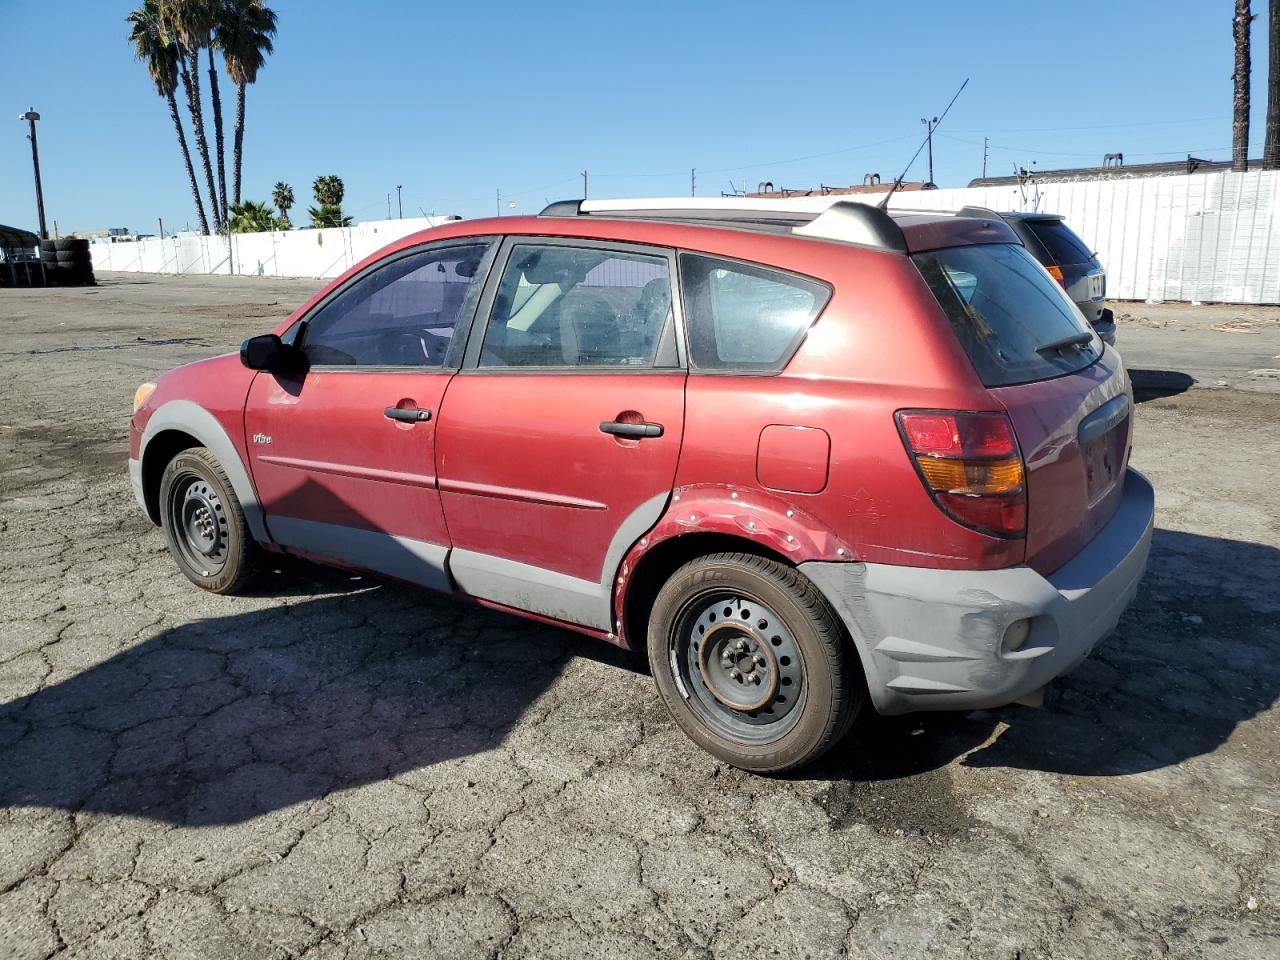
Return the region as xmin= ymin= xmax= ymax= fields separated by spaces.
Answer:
xmin=647 ymin=551 xmax=862 ymax=773
xmin=158 ymin=447 xmax=262 ymax=594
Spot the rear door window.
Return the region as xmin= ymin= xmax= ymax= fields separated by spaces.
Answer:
xmin=1025 ymin=219 xmax=1094 ymax=265
xmin=679 ymin=254 xmax=829 ymax=372
xmin=477 ymin=244 xmax=674 ymax=368
xmin=913 ymin=242 xmax=1102 ymax=387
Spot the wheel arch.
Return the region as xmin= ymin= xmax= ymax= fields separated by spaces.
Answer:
xmin=615 ymin=484 xmax=855 ymax=648
xmin=140 ymin=399 xmax=268 ymax=542
xmin=140 ymin=429 xmax=201 ymax=524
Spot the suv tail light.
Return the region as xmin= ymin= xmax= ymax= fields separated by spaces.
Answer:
xmin=896 ymin=410 xmax=1026 ymax=538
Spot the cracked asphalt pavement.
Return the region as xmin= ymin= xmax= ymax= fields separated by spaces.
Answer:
xmin=1 ymin=274 xmax=1277 ymax=959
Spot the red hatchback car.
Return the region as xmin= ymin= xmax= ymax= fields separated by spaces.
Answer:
xmin=128 ymin=198 xmax=1154 ymax=772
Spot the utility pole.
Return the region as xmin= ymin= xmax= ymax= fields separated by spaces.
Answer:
xmin=396 ymin=185 xmax=403 ymax=218
xmin=158 ymin=217 xmax=165 ymax=240
xmin=691 ymin=167 xmax=696 ymax=197
xmin=20 ymin=109 xmax=47 ymax=240
xmin=920 ymin=116 xmax=938 ymax=185
xmin=387 ymin=193 xmax=392 ymax=219
xmin=581 ymin=170 xmax=588 ymax=199
xmin=982 ymin=137 xmax=989 ymax=178
xmin=496 ymin=189 xmax=501 ymax=216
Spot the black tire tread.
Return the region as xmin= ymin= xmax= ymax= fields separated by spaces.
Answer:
xmin=648 ymin=550 xmax=862 ymax=773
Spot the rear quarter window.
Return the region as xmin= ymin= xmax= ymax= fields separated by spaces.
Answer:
xmin=913 ymin=242 xmax=1102 ymax=387
xmin=679 ymin=253 xmax=830 ymax=372
xmin=1026 ymin=219 xmax=1094 ymax=265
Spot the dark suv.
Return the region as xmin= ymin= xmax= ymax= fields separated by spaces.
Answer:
xmin=960 ymin=208 xmax=1115 ymax=345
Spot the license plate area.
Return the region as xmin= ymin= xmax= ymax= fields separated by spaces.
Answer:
xmin=1078 ymin=395 xmax=1130 ymax=504
xmin=1082 ymin=421 xmax=1126 ymax=503
xmin=1088 ymin=272 xmax=1105 ymax=300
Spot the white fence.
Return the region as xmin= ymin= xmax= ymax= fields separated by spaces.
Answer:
xmin=90 ymin=216 xmax=456 ymax=280
xmin=887 ymin=170 xmax=1280 ymax=305
xmin=92 ymin=171 xmax=1280 ymax=304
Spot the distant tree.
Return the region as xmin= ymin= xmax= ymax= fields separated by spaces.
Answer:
xmin=216 ymin=0 xmax=277 ymax=206
xmin=272 ymin=180 xmax=294 ymax=222
xmin=308 ymin=204 xmax=353 ymax=228
xmin=227 ymin=199 xmax=283 ymax=232
xmin=128 ymin=1 xmax=210 ymax=235
xmin=1265 ymin=0 xmax=1279 ymax=168
xmin=1234 ymin=0 xmax=1254 ymax=172
xmin=313 ymin=174 xmax=345 ymax=207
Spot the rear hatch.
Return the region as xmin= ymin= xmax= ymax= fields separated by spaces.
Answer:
xmin=913 ymin=241 xmax=1131 ymax=574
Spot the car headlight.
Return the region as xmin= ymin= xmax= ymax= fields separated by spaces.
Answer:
xmin=132 ymin=382 xmax=156 ymax=414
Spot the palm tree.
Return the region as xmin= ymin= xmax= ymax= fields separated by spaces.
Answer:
xmin=313 ymin=174 xmax=345 ymax=207
xmin=272 ymin=180 xmax=294 ymax=222
xmin=160 ymin=0 xmax=223 ymax=229
xmin=128 ymin=1 xmax=210 ymax=235
xmin=216 ymin=0 xmax=277 ymax=207
xmin=1233 ymin=0 xmax=1253 ymax=172
xmin=1265 ymin=0 xmax=1279 ymax=169
xmin=308 ymin=205 xmax=353 ymax=228
xmin=227 ymin=199 xmax=281 ymax=233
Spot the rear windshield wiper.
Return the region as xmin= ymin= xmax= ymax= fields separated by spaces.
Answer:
xmin=1036 ymin=331 xmax=1093 ymax=355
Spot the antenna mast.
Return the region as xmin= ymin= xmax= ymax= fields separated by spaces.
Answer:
xmin=878 ymin=78 xmax=969 ymax=210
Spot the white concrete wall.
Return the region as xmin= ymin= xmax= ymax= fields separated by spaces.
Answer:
xmin=886 ymin=170 xmax=1280 ymax=304
xmin=90 ymin=217 xmax=456 ymax=280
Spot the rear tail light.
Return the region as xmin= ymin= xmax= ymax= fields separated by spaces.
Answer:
xmin=896 ymin=410 xmax=1026 ymax=538
xmin=1046 ymin=264 xmax=1066 ymax=286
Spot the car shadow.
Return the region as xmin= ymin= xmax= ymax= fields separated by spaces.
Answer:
xmin=0 ymin=470 xmax=644 ymax=827
xmin=811 ymin=527 xmax=1280 ymax=782
xmin=1130 ymin=368 xmax=1195 ymax=402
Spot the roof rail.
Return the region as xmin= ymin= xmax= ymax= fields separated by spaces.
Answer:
xmin=537 ymin=196 xmax=907 ymax=253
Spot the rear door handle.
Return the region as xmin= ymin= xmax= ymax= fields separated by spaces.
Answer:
xmin=599 ymin=420 xmax=663 ymax=438
xmin=384 ymin=406 xmax=431 ymax=423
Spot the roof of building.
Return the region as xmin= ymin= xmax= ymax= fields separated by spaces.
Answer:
xmin=0 ymin=224 xmax=39 ymax=251
xmin=745 ymin=181 xmax=935 ymax=199
xmin=968 ymin=156 xmax=1260 ymax=187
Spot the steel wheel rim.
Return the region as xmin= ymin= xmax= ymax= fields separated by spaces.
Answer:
xmin=669 ymin=591 xmax=805 ymax=743
xmin=168 ymin=473 xmax=229 ymax=576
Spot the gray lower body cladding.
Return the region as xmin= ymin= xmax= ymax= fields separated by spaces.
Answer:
xmin=801 ymin=469 xmax=1155 ymax=715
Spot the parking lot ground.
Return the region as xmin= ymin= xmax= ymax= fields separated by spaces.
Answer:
xmin=1 ymin=273 xmax=1277 ymax=960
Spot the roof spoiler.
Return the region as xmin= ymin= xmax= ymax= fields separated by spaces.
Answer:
xmin=537 ymin=197 xmax=907 ymax=253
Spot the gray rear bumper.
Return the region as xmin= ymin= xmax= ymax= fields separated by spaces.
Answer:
xmin=801 ymin=468 xmax=1154 ymax=715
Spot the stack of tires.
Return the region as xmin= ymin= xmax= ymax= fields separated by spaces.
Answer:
xmin=39 ymin=238 xmax=96 ymax=287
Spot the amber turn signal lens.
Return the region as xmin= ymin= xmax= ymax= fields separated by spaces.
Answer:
xmin=132 ymin=382 xmax=156 ymax=414
xmin=1046 ymin=264 xmax=1065 ymax=285
xmin=915 ymin=456 xmax=1024 ymax=496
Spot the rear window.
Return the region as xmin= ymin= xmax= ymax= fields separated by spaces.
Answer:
xmin=913 ymin=242 xmax=1102 ymax=387
xmin=1026 ymin=219 xmax=1094 ymax=265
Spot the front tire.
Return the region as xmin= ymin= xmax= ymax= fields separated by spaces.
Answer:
xmin=158 ymin=447 xmax=262 ymax=594
xmin=647 ymin=552 xmax=862 ymax=773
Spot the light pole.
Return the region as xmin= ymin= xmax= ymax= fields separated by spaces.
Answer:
xmin=920 ymin=115 xmax=938 ymax=186
xmin=396 ymin=184 xmax=403 ymax=218
xmin=20 ymin=108 xmax=48 ymax=240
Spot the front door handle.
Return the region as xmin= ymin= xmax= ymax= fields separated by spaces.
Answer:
xmin=600 ymin=420 xmax=663 ymax=438
xmin=384 ymin=406 xmax=431 ymax=423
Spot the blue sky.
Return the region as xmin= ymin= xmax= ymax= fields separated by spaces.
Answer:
xmin=1 ymin=0 xmax=1274 ymax=233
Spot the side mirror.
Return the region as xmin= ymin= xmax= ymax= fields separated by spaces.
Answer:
xmin=240 ymin=333 xmax=298 ymax=372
